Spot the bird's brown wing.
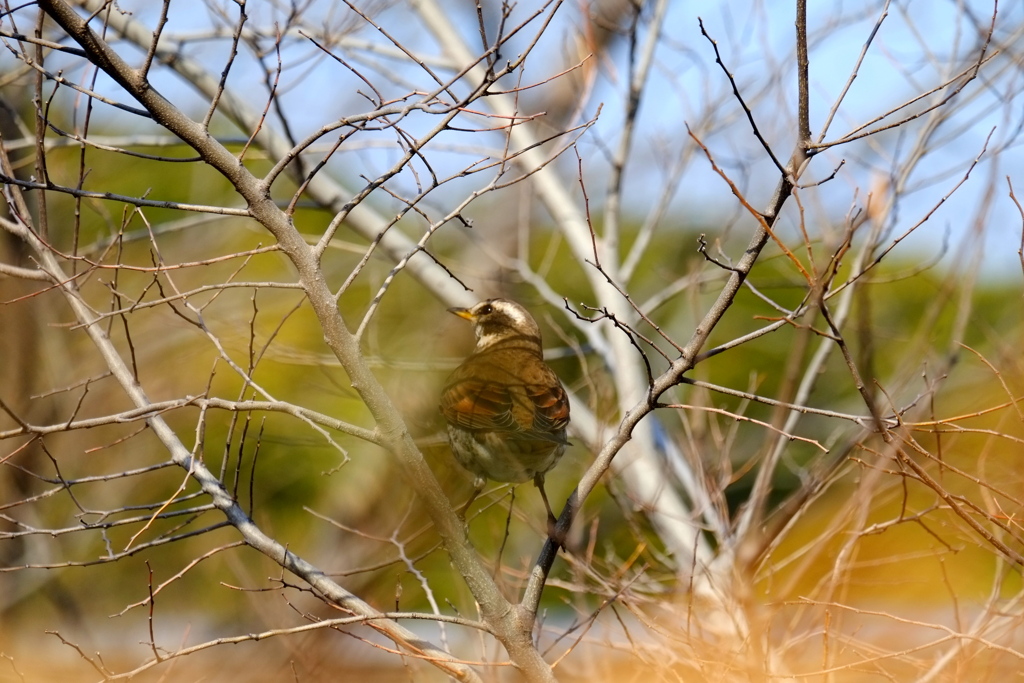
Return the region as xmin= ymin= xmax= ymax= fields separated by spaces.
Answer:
xmin=440 ymin=375 xmax=519 ymax=433
xmin=440 ymin=355 xmax=570 ymax=443
xmin=523 ymin=369 xmax=570 ymax=443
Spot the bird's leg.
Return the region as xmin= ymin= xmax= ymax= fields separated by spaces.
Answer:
xmin=457 ymin=476 xmax=486 ymax=520
xmin=534 ymin=474 xmax=564 ymax=547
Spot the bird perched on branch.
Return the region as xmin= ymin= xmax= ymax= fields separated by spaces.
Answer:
xmin=440 ymin=298 xmax=570 ymax=528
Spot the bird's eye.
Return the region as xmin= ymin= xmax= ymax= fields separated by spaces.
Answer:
xmin=479 ymin=304 xmax=493 ymax=315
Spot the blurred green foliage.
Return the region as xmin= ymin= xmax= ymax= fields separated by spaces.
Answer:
xmin=2 ymin=124 xmax=1022 ymax=683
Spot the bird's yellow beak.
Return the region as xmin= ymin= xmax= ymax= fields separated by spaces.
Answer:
xmin=448 ymin=307 xmax=475 ymax=321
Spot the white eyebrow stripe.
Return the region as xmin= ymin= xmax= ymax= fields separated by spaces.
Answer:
xmin=494 ymin=301 xmax=529 ymax=327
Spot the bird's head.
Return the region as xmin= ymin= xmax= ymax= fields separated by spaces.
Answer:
xmin=448 ymin=298 xmax=542 ymax=351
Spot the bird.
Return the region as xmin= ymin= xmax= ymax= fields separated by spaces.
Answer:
xmin=439 ymin=298 xmax=570 ymax=531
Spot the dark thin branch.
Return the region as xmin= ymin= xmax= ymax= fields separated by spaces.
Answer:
xmin=698 ymin=16 xmax=787 ymax=173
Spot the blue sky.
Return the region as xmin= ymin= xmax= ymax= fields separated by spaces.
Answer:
xmin=6 ymin=0 xmax=1021 ymax=280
